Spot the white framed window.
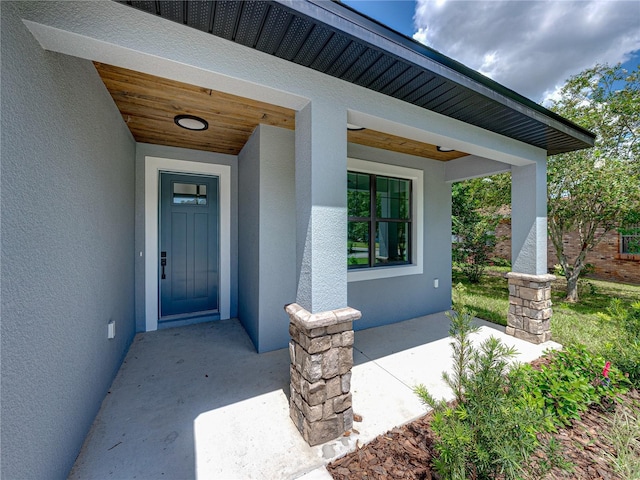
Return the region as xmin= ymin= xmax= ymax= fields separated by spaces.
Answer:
xmin=347 ymin=158 xmax=423 ymax=282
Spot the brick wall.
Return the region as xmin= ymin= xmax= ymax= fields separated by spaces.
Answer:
xmin=493 ymin=221 xmax=640 ymax=284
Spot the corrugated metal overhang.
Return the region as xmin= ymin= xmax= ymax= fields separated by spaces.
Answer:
xmin=118 ymin=0 xmax=595 ymax=155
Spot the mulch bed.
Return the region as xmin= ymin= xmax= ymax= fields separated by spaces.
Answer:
xmin=328 ymin=378 xmax=639 ymax=479
xmin=328 ymin=413 xmax=439 ymax=480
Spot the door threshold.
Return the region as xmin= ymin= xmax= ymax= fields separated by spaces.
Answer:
xmin=158 ymin=312 xmax=220 ymax=330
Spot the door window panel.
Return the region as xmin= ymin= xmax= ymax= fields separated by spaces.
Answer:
xmin=173 ymin=183 xmax=207 ymax=205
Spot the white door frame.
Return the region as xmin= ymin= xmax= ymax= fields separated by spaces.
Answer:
xmin=145 ymin=156 xmax=231 ymax=331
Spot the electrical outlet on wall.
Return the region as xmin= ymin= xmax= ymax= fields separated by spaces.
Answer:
xmin=107 ymin=320 xmax=116 ymax=339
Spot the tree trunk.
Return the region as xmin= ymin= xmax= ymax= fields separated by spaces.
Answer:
xmin=564 ymin=243 xmax=590 ymax=302
xmin=566 ymin=273 xmax=580 ymax=303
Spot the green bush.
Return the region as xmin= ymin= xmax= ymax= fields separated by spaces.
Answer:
xmin=451 ymin=182 xmax=498 ymax=284
xmin=413 ymin=286 xmax=632 ymax=478
xmin=414 ymin=300 xmax=546 ymax=479
xmin=520 ymin=345 xmax=628 ymax=427
xmin=598 ymin=299 xmax=640 ymax=388
xmin=606 ymin=343 xmax=640 ymax=388
xmin=490 ymin=256 xmax=511 ymax=268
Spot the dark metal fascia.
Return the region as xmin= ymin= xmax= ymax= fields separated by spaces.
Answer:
xmin=270 ymin=0 xmax=595 ymax=149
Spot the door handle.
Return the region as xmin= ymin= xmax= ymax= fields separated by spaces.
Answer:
xmin=161 ymin=252 xmax=167 ymax=280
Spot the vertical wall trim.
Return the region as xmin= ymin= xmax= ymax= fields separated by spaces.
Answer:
xmin=144 ymin=156 xmax=231 ymax=330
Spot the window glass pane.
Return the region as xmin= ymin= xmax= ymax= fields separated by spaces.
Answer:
xmin=347 ymin=170 xmax=413 ymax=270
xmin=348 ymin=172 xmax=371 ymax=218
xmin=348 ymin=221 xmax=370 ymax=268
xmin=173 ymin=183 xmax=207 ymax=205
xmin=390 ymin=178 xmax=398 ymax=196
xmin=377 ymin=176 xmax=410 ymax=219
xmin=375 ymin=221 xmax=409 ymax=265
xmin=621 ymin=225 xmax=640 ymax=254
xmin=357 ymin=173 xmax=369 ymax=191
xmin=174 ymin=183 xmax=197 ymax=195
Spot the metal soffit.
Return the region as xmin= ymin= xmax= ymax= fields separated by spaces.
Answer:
xmin=118 ymin=0 xmax=595 ymax=155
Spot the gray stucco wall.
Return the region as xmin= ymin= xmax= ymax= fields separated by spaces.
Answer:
xmin=347 ymin=144 xmax=453 ymax=331
xmin=134 ymin=144 xmax=239 ymax=332
xmin=238 ymin=128 xmax=449 ymax=352
xmin=256 ymin=126 xmax=296 ymax=352
xmin=238 ymin=129 xmax=261 ymax=347
xmin=1 ymin=3 xmax=136 ymax=478
xmin=238 ymin=126 xmax=296 ymax=353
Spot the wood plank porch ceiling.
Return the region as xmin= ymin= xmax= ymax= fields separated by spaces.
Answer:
xmin=95 ymin=63 xmax=468 ymax=161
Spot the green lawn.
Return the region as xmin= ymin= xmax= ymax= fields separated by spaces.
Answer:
xmin=453 ymin=267 xmax=640 ymax=353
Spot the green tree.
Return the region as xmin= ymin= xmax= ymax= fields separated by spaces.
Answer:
xmin=548 ymin=64 xmax=640 ymax=302
xmin=461 ymin=173 xmax=511 ymax=211
xmin=452 ymin=182 xmax=499 ymax=283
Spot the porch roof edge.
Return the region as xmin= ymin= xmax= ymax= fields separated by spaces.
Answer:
xmin=117 ymin=0 xmax=596 ymax=155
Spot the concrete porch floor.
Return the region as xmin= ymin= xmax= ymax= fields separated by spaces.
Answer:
xmin=69 ymin=312 xmax=560 ymax=479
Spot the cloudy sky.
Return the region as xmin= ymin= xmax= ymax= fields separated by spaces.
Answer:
xmin=343 ymin=0 xmax=640 ymax=105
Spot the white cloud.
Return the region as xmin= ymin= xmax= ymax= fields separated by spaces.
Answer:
xmin=412 ymin=0 xmax=640 ymax=104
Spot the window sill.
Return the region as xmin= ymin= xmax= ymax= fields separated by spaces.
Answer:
xmin=616 ymin=253 xmax=640 ymax=261
xmin=348 ymin=263 xmax=423 ymax=282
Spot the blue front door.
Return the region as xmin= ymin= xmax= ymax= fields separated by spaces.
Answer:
xmin=159 ymin=173 xmax=219 ymax=320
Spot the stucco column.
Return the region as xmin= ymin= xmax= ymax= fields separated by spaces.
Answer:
xmin=295 ymin=101 xmax=348 ymax=313
xmin=511 ymin=160 xmax=548 ymax=275
xmin=291 ymin=101 xmax=363 ymax=444
xmin=508 ymin=158 xmax=555 ymax=343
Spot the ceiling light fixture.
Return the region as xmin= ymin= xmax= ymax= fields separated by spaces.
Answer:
xmin=174 ymin=114 xmax=209 ymax=131
xmin=436 ymin=146 xmax=455 ymax=152
xmin=347 ymin=123 xmax=366 ymax=131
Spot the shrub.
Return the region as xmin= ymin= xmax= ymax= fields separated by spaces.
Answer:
xmin=608 ymin=343 xmax=640 ymax=389
xmin=521 ymin=344 xmax=628 ymax=427
xmin=413 ymin=288 xmax=629 ymax=478
xmin=414 ymin=299 xmax=546 ymax=479
xmin=490 ymin=256 xmax=511 ymax=268
xmin=451 ymin=183 xmax=498 ymax=284
xmin=452 ymin=216 xmax=497 ymax=284
xmin=598 ymin=299 xmax=640 ymax=388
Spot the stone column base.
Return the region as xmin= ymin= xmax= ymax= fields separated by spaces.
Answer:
xmin=505 ymin=272 xmax=556 ymax=344
xmin=285 ymin=303 xmax=361 ymax=446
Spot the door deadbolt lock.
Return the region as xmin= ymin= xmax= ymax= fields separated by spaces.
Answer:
xmin=160 ymin=255 xmax=167 ymax=279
